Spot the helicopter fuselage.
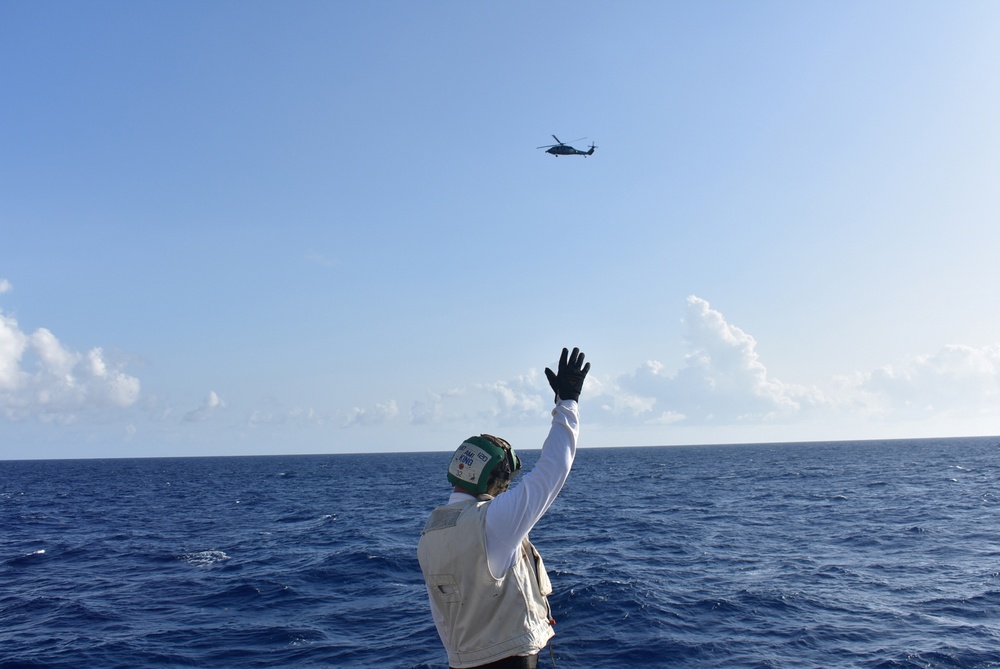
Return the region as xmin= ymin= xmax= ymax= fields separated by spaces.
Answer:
xmin=546 ymin=145 xmax=595 ymax=156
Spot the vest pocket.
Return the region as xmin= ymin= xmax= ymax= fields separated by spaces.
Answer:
xmin=429 ymin=574 xmax=462 ymax=603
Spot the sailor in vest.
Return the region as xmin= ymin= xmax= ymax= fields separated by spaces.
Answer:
xmin=418 ymin=348 xmax=590 ymax=669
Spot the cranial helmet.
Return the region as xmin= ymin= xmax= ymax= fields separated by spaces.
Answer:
xmin=447 ymin=434 xmax=521 ymax=496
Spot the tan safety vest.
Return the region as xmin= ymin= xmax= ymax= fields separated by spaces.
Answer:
xmin=418 ymin=499 xmax=555 ymax=668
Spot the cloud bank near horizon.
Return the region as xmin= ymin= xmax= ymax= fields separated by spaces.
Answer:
xmin=289 ymin=294 xmax=996 ymax=445
xmin=3 ymin=281 xmax=999 ymax=438
xmin=590 ymin=296 xmax=1000 ymax=431
xmin=374 ymin=295 xmax=1000 ymax=434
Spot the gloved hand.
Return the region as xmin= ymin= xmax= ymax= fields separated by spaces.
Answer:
xmin=545 ymin=347 xmax=590 ymax=403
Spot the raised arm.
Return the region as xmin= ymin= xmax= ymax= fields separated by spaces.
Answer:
xmin=484 ymin=348 xmax=590 ymax=577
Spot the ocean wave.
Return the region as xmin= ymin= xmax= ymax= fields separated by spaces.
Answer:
xmin=3 ymin=549 xmax=47 ymax=568
xmin=178 ymin=550 xmax=231 ymax=566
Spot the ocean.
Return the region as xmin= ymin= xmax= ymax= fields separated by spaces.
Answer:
xmin=2 ymin=436 xmax=1000 ymax=668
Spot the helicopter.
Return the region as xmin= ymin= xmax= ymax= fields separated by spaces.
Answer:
xmin=537 ymin=135 xmax=597 ymax=157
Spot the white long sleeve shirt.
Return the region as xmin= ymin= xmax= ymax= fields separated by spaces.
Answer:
xmin=440 ymin=400 xmax=579 ymax=578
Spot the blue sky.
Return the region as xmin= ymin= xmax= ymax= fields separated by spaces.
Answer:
xmin=3 ymin=2 xmax=1000 ymax=459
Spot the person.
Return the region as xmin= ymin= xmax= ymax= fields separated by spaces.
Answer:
xmin=418 ymin=347 xmax=591 ymax=669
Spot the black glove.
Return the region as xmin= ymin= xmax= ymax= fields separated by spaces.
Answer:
xmin=545 ymin=347 xmax=590 ymax=403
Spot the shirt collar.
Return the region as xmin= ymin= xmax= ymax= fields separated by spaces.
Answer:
xmin=447 ymin=491 xmax=477 ymax=505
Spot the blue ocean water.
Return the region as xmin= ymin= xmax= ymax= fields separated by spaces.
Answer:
xmin=3 ymin=437 xmax=1000 ymax=669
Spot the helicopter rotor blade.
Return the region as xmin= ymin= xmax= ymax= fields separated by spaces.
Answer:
xmin=538 ymin=135 xmax=588 ymax=149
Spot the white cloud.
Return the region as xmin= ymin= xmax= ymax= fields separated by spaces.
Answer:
xmin=343 ymin=399 xmax=399 ymax=426
xmin=581 ymin=295 xmax=1000 ymax=436
xmin=274 ymin=300 xmax=1000 ymax=441
xmin=598 ymin=296 xmax=821 ymax=426
xmin=0 ymin=279 xmax=11 ymax=294
xmin=1 ymin=310 xmax=140 ymax=422
xmin=858 ymin=344 xmax=1000 ymax=419
xmin=477 ymin=369 xmax=547 ymax=422
xmin=153 ymin=296 xmax=1000 ymax=445
xmin=246 ymin=400 xmax=330 ymax=428
xmin=184 ymin=390 xmax=226 ymax=422
xmin=242 ymin=397 xmax=402 ymax=432
xmin=0 ymin=312 xmax=28 ymax=392
xmin=407 ymin=370 xmax=552 ymax=430
xmin=410 ymin=388 xmax=467 ymax=426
